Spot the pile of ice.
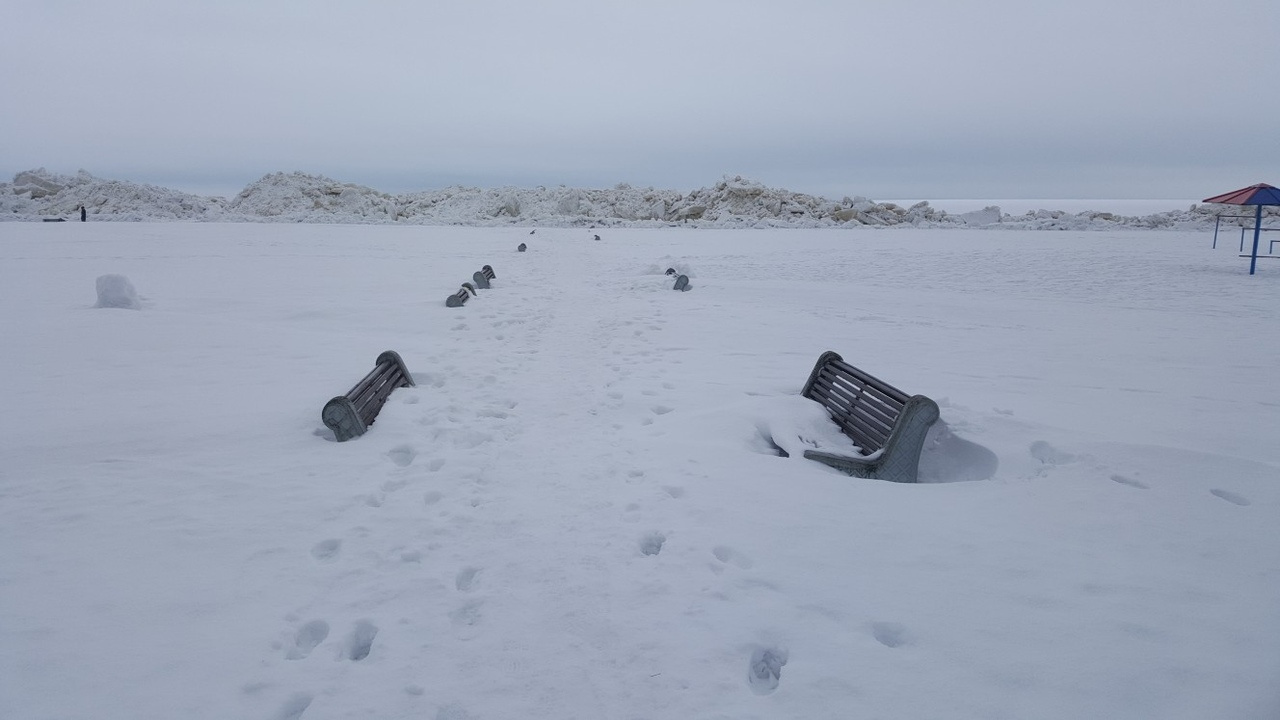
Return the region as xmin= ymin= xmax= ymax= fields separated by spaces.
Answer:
xmin=2 ymin=167 xmax=1264 ymax=230
xmin=6 ymin=169 xmax=226 ymax=221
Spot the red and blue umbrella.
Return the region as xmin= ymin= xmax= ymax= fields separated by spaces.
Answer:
xmin=1202 ymin=183 xmax=1280 ymax=275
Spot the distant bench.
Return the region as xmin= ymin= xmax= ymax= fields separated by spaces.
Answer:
xmin=322 ymin=351 xmax=415 ymax=441
xmin=800 ymin=351 xmax=939 ymax=483
xmin=472 ymin=264 xmax=496 ymax=289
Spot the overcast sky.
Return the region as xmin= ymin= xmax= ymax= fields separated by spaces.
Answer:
xmin=3 ymin=0 xmax=1276 ymax=200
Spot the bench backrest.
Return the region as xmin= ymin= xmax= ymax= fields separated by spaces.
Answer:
xmin=802 ymin=351 xmax=911 ymax=455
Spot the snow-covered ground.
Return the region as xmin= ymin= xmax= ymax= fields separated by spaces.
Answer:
xmin=2 ymin=222 xmax=1278 ymax=720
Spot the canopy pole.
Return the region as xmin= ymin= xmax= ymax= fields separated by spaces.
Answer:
xmin=1250 ymin=204 xmax=1262 ymax=275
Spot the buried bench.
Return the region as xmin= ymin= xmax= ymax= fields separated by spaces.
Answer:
xmin=322 ymin=351 xmax=415 ymax=441
xmin=446 ymin=285 xmax=472 ymax=307
xmin=472 ymin=265 xmax=496 ymax=289
xmin=800 ymin=351 xmax=939 ymax=483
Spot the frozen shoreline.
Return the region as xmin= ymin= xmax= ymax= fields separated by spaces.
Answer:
xmin=5 ymin=168 xmax=1264 ymax=231
xmin=884 ymin=198 xmax=1199 ymax=215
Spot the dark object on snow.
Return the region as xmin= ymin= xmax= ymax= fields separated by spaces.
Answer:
xmin=799 ymin=351 xmax=939 ymax=483
xmin=518 ymin=243 xmax=527 ymax=252
xmin=80 ymin=205 xmax=86 ymax=222
xmin=42 ymin=218 xmax=66 ymax=222
xmin=481 ymin=264 xmax=496 ymax=280
xmin=672 ymin=274 xmax=690 ymax=291
xmin=529 ymin=229 xmax=535 ymax=234
xmin=461 ymin=282 xmax=477 ymax=295
xmin=593 ymin=234 xmax=601 ymax=241
xmin=665 ymin=268 xmax=677 ymax=276
xmin=472 ymin=271 xmax=491 ymax=289
xmin=447 ymin=287 xmax=471 ymax=307
xmin=322 ymin=351 xmax=415 ymax=442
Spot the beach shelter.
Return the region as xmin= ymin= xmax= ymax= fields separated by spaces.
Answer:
xmin=1202 ymin=183 xmax=1280 ymax=275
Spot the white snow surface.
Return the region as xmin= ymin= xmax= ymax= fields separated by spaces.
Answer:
xmin=2 ymin=221 xmax=1279 ymax=720
xmin=6 ymin=167 xmax=1275 ymax=231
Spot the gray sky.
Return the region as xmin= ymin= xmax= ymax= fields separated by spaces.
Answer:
xmin=3 ymin=0 xmax=1276 ymax=200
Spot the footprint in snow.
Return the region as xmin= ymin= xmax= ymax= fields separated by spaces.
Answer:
xmin=1110 ymin=474 xmax=1148 ymax=489
xmin=639 ymin=532 xmax=666 ymax=556
xmin=310 ymin=539 xmax=341 ymax=562
xmin=274 ymin=692 xmax=313 ymax=720
xmin=871 ymin=621 xmax=910 ymax=648
xmin=344 ymin=620 xmax=378 ymax=661
xmin=386 ymin=445 xmax=417 ymax=467
xmin=713 ymin=545 xmax=753 ymax=569
xmin=747 ymin=646 xmax=787 ymax=695
xmin=1210 ymin=489 xmax=1251 ymax=506
xmin=450 ymin=599 xmax=484 ymax=627
xmin=1030 ymin=440 xmax=1075 ymax=465
xmin=286 ymin=620 xmax=330 ymax=660
xmin=455 ymin=566 xmax=481 ymax=592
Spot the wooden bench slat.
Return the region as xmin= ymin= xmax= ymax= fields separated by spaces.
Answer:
xmin=817 ymin=364 xmax=908 ymax=409
xmin=826 ymin=357 xmax=911 ymax=398
xmin=347 ymin=361 xmax=399 ymax=407
xmin=808 ymin=403 xmax=892 ymax=454
xmin=809 ymin=381 xmax=894 ymax=446
xmin=814 ymin=372 xmax=904 ymax=427
xmin=810 ymin=375 xmax=901 ymax=436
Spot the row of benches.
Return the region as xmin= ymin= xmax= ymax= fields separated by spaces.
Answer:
xmin=446 ymin=265 xmax=496 ymax=307
xmin=323 ymin=348 xmax=938 ymax=482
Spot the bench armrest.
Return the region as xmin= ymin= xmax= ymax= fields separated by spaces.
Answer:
xmin=804 ymin=394 xmax=939 ymax=483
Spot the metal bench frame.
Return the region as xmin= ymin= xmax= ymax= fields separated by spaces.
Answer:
xmin=800 ymin=351 xmax=938 ymax=483
xmin=446 ymin=287 xmax=470 ymax=307
xmin=322 ymin=351 xmax=415 ymax=441
xmin=473 ymin=265 xmax=497 ymax=289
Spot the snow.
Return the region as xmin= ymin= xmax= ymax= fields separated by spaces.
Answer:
xmin=2 ymin=216 xmax=1277 ymax=720
xmin=6 ymin=167 xmax=1275 ymax=231
xmin=93 ymin=274 xmax=141 ymax=310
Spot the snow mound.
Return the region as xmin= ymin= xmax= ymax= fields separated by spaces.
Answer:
xmin=4 ymin=167 xmax=1268 ymax=230
xmin=94 ymin=274 xmax=141 ymax=309
xmin=4 ymin=168 xmax=225 ymax=221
